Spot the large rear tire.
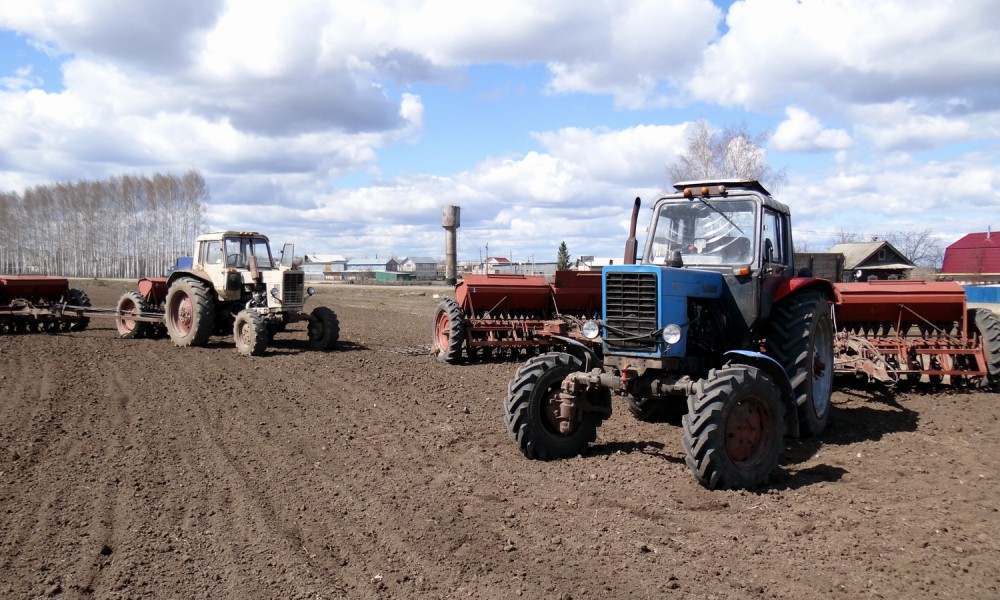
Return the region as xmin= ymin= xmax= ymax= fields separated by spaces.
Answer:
xmin=308 ymin=306 xmax=340 ymax=350
xmin=504 ymin=352 xmax=605 ymax=460
xmin=432 ymin=298 xmax=465 ymax=364
xmin=234 ymin=310 xmax=268 ymax=356
xmin=971 ymin=308 xmax=1000 ymax=390
xmin=682 ymin=366 xmax=787 ymax=490
xmin=165 ymin=277 xmax=215 ymax=347
xmin=765 ymin=291 xmax=833 ymax=437
xmin=67 ymin=288 xmax=91 ymax=331
xmin=116 ymin=291 xmax=152 ymax=339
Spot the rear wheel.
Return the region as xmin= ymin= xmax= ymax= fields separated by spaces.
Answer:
xmin=765 ymin=291 xmax=833 ymax=437
xmin=308 ymin=306 xmax=340 ymax=350
xmin=971 ymin=308 xmax=1000 ymax=390
xmin=116 ymin=291 xmax=152 ymax=339
xmin=234 ymin=310 xmax=268 ymax=356
xmin=504 ymin=352 xmax=606 ymax=460
xmin=682 ymin=366 xmax=786 ymax=490
xmin=432 ymin=298 xmax=465 ymax=364
xmin=165 ymin=277 xmax=215 ymax=347
xmin=67 ymin=288 xmax=91 ymax=331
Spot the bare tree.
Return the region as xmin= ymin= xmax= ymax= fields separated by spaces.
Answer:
xmin=667 ymin=120 xmax=787 ymax=192
xmin=833 ymin=228 xmax=862 ymax=245
xmin=0 ymin=171 xmax=207 ymax=278
xmin=881 ymin=229 xmax=944 ymax=269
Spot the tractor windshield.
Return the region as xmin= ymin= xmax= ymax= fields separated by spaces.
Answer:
xmin=223 ymin=236 xmax=275 ymax=269
xmin=646 ymin=198 xmax=757 ymax=266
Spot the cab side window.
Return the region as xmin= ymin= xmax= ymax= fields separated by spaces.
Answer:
xmin=205 ymin=241 xmax=223 ymax=265
xmin=761 ymin=210 xmax=787 ymax=265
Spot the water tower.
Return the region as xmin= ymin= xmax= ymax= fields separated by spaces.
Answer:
xmin=442 ymin=205 xmax=460 ymax=285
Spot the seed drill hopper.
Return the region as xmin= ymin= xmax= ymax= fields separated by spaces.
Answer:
xmin=432 ymin=271 xmax=602 ymax=363
xmin=833 ymin=280 xmax=1000 ymax=388
xmin=0 ymin=275 xmax=92 ymax=334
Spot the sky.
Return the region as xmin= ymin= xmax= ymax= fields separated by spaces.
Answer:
xmin=0 ymin=0 xmax=998 ymax=263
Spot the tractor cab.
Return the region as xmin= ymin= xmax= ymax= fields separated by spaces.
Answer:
xmin=176 ymin=231 xmax=308 ymax=311
xmin=619 ymin=180 xmax=795 ymax=358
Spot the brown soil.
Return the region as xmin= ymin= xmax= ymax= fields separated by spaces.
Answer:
xmin=2 ymin=279 xmax=999 ymax=599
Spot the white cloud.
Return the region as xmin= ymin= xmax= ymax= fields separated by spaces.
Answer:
xmin=545 ymin=0 xmax=721 ymax=108
xmin=689 ymin=0 xmax=1000 ymax=111
xmin=0 ymin=0 xmax=997 ymax=261
xmin=786 ymin=150 xmax=1000 ymax=250
xmin=771 ymin=107 xmax=852 ymax=152
xmin=851 ymin=101 xmax=990 ymax=150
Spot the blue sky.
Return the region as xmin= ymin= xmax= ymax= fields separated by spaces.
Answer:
xmin=1 ymin=0 xmax=998 ymax=263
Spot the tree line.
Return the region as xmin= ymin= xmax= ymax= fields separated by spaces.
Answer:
xmin=0 ymin=170 xmax=207 ymax=279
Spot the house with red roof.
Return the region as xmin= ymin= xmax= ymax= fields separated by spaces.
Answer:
xmin=940 ymin=231 xmax=1000 ymax=283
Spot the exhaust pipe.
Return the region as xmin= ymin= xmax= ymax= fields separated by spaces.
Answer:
xmin=623 ymin=197 xmax=641 ymax=265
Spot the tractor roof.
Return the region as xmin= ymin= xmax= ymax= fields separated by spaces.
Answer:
xmin=672 ymin=179 xmax=771 ymax=195
xmin=195 ymin=231 xmax=269 ymax=242
xmin=665 ymin=180 xmax=789 ymax=214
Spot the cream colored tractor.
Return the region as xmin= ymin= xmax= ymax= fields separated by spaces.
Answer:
xmin=163 ymin=231 xmax=338 ymax=356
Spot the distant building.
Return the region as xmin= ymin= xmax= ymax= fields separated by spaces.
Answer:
xmin=301 ymin=254 xmax=347 ymax=280
xmin=940 ymin=231 xmax=1000 ymax=283
xmin=573 ymin=256 xmax=621 ymax=271
xmin=793 ymin=252 xmax=845 ymax=282
xmin=345 ymin=257 xmax=399 ymax=273
xmin=303 ymin=254 xmax=347 ymax=272
xmin=375 ymin=271 xmax=414 ymax=283
xmin=830 ymin=241 xmax=915 ymax=281
xmin=399 ymin=257 xmax=438 ymax=280
xmin=482 ymin=257 xmax=511 ymax=274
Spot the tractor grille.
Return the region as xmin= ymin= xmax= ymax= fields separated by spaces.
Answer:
xmin=605 ymin=272 xmax=659 ymax=352
xmin=282 ymin=271 xmax=305 ymax=304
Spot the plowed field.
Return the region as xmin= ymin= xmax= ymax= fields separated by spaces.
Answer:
xmin=2 ymin=280 xmax=999 ymax=599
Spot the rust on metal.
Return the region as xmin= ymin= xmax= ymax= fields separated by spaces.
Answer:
xmin=453 ymin=272 xmax=602 ymax=359
xmin=832 ymin=280 xmax=991 ymax=385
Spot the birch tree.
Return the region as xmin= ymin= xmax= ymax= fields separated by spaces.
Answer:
xmin=0 ymin=170 xmax=208 ymax=278
xmin=667 ymin=120 xmax=787 ymax=192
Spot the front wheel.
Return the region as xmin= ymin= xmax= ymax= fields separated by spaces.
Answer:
xmin=682 ymin=366 xmax=787 ymax=490
xmin=504 ymin=352 xmax=605 ymax=460
xmin=234 ymin=310 xmax=268 ymax=356
xmin=308 ymin=306 xmax=340 ymax=350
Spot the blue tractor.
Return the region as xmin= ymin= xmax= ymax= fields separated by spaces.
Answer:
xmin=503 ymin=180 xmax=836 ymax=490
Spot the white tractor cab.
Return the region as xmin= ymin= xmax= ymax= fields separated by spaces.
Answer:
xmin=164 ymin=231 xmax=339 ymax=356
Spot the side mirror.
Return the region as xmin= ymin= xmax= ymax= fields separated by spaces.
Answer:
xmin=763 ymin=239 xmax=774 ymax=263
xmin=280 ymin=243 xmax=295 ymax=268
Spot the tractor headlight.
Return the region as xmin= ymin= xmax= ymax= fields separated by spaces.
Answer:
xmin=662 ymin=324 xmax=682 ymax=345
xmin=582 ymin=320 xmax=600 ymax=339
xmin=307 ymin=287 xmax=315 ymax=296
xmin=270 ymin=287 xmax=279 ymax=298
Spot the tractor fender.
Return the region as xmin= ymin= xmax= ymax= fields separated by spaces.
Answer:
xmin=548 ymin=334 xmax=602 ymax=371
xmin=723 ymin=349 xmax=800 ymax=438
xmin=773 ymin=277 xmax=835 ymax=305
xmin=166 ymin=270 xmax=219 ymax=301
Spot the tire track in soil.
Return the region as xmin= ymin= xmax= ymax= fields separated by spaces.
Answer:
xmin=74 ymin=368 xmax=144 ymax=597
xmin=0 ymin=335 xmax=131 ymax=596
